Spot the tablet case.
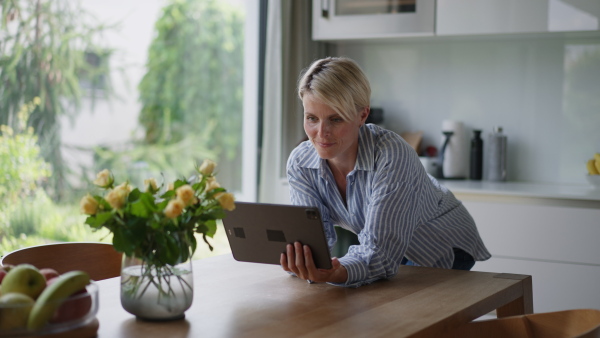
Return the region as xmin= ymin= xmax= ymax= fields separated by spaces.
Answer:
xmin=223 ymin=202 xmax=333 ymax=269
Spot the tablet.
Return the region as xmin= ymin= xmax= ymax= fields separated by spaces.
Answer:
xmin=222 ymin=202 xmax=333 ymax=269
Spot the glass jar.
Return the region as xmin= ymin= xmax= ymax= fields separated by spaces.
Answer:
xmin=120 ymin=254 xmax=193 ymax=321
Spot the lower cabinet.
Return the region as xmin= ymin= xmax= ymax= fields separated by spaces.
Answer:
xmin=461 ymin=196 xmax=600 ymax=313
xmin=475 ymin=257 xmax=600 ymax=313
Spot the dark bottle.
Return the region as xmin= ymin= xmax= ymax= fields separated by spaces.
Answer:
xmin=470 ymin=130 xmax=483 ymax=180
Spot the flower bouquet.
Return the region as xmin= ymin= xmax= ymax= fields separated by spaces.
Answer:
xmin=80 ymin=159 xmax=235 ymax=320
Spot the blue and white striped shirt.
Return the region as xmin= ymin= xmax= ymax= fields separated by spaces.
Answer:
xmin=287 ymin=124 xmax=491 ymax=287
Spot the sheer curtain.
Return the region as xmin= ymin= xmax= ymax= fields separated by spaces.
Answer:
xmin=259 ymin=0 xmax=330 ymax=203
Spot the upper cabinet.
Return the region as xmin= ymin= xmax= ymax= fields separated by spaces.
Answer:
xmin=437 ymin=0 xmax=600 ymax=36
xmin=313 ymin=0 xmax=600 ymax=41
xmin=312 ymin=0 xmax=435 ymax=40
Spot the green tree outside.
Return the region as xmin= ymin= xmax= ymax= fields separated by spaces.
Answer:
xmin=137 ymin=0 xmax=244 ymax=190
xmin=0 ymin=0 xmax=113 ymax=200
xmin=1 ymin=0 xmax=245 ymax=257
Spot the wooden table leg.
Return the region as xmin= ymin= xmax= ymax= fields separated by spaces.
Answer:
xmin=495 ymin=274 xmax=534 ymax=317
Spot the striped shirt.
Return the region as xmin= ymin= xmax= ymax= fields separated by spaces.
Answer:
xmin=286 ymin=124 xmax=491 ymax=287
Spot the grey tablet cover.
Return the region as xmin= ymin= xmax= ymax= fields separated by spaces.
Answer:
xmin=223 ymin=202 xmax=333 ymax=269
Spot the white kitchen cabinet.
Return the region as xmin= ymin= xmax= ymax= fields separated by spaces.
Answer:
xmin=475 ymin=257 xmax=600 ymax=313
xmin=463 ymin=199 xmax=600 ymax=265
xmin=313 ymin=0 xmax=600 ymax=41
xmin=456 ymin=193 xmax=600 ymax=313
xmin=437 ymin=0 xmax=600 ymax=36
xmin=312 ymin=0 xmax=435 ymax=41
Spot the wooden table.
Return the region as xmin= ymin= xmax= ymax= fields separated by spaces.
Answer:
xmin=94 ymin=254 xmax=532 ymax=337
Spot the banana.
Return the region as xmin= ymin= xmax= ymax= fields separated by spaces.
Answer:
xmin=587 ymin=159 xmax=599 ymax=175
xmin=595 ymin=153 xmax=600 ymax=174
xmin=27 ymin=271 xmax=91 ymax=330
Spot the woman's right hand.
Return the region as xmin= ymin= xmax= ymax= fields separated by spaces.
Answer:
xmin=280 ymin=241 xmax=348 ymax=284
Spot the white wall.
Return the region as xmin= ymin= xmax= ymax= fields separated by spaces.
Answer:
xmin=335 ymin=35 xmax=600 ymax=185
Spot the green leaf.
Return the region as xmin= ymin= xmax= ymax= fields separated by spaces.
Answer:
xmin=192 ymin=182 xmax=202 ymax=191
xmin=130 ymin=192 xmax=157 ymax=218
xmin=84 ymin=216 xmax=100 ymax=228
xmin=202 ymin=233 xmax=214 ymax=251
xmin=201 ymin=209 xmax=226 ymax=220
xmin=156 ymin=198 xmax=169 ymax=211
xmin=112 ymin=227 xmax=135 ymax=256
xmin=194 ymin=219 xmax=216 ymax=238
xmin=204 ymin=220 xmax=217 ymax=238
xmin=128 ymin=188 xmax=141 ymax=201
xmin=95 ymin=196 xmax=112 ymax=210
xmin=160 ymin=190 xmax=176 ymax=200
xmin=128 ymin=220 xmax=149 ymax=240
xmin=85 ymin=211 xmax=114 ymax=228
xmin=189 ymin=234 xmax=197 ymax=255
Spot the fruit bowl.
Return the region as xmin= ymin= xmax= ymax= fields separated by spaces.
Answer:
xmin=586 ymin=174 xmax=600 ymax=189
xmin=0 ymin=282 xmax=98 ymax=337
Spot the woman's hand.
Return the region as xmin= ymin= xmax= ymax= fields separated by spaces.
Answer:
xmin=280 ymin=241 xmax=348 ymax=284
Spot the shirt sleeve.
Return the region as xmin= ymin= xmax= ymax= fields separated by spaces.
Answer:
xmin=286 ymin=149 xmax=338 ymax=254
xmin=336 ymin=137 xmax=424 ymax=287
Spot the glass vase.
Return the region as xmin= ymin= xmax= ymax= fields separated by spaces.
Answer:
xmin=120 ymin=254 xmax=194 ymax=321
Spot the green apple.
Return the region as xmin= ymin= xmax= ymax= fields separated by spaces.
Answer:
xmin=0 ymin=264 xmax=46 ymax=299
xmin=0 ymin=292 xmax=35 ymax=330
xmin=0 ymin=270 xmax=7 ymax=285
xmin=0 ymin=265 xmax=14 ymax=287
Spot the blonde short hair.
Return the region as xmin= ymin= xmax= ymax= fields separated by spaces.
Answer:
xmin=298 ymin=57 xmax=371 ymax=122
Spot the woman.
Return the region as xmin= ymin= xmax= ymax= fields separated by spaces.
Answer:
xmin=281 ymin=56 xmax=491 ymax=287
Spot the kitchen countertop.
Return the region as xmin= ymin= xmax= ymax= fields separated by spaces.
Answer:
xmin=438 ymin=180 xmax=600 ymax=202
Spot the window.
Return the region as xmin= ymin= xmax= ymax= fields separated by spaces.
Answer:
xmin=0 ymin=0 xmax=259 ymax=256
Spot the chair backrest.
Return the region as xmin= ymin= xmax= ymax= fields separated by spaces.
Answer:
xmin=446 ymin=309 xmax=600 ymax=338
xmin=1 ymin=242 xmax=122 ymax=281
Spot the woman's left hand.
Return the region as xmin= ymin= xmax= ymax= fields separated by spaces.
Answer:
xmin=280 ymin=241 xmax=348 ymax=284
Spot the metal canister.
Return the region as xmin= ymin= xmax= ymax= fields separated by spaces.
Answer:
xmin=487 ymin=126 xmax=507 ymax=181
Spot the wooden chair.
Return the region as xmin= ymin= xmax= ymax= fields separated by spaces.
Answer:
xmin=1 ymin=242 xmax=122 ymax=281
xmin=446 ymin=309 xmax=600 ymax=338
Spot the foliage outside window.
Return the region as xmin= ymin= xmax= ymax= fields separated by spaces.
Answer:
xmin=0 ymin=98 xmax=107 ymax=253
xmin=0 ymin=0 xmax=245 ymax=257
xmin=135 ymin=0 xmax=244 ymax=189
xmin=0 ymin=0 xmax=113 ymax=200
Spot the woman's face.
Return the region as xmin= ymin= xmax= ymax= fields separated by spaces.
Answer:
xmin=302 ymin=94 xmax=367 ymax=165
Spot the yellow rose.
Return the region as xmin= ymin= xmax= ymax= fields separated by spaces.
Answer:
xmin=167 ymin=183 xmax=174 ymax=191
xmin=93 ymin=169 xmax=113 ymax=188
xmin=199 ymin=159 xmax=217 ymax=176
xmin=115 ymin=182 xmax=132 ymax=193
xmin=176 ymin=184 xmax=196 ymax=206
xmin=205 ymin=177 xmax=220 ymax=192
xmin=164 ymin=198 xmax=185 ymax=218
xmin=215 ymin=192 xmax=235 ymax=211
xmin=105 ymin=183 xmax=131 ymax=209
xmin=79 ymin=194 xmax=99 ymax=215
xmin=144 ymin=178 xmax=158 ymax=192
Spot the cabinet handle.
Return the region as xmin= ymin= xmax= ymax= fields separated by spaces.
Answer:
xmin=321 ymin=0 xmax=329 ymax=18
